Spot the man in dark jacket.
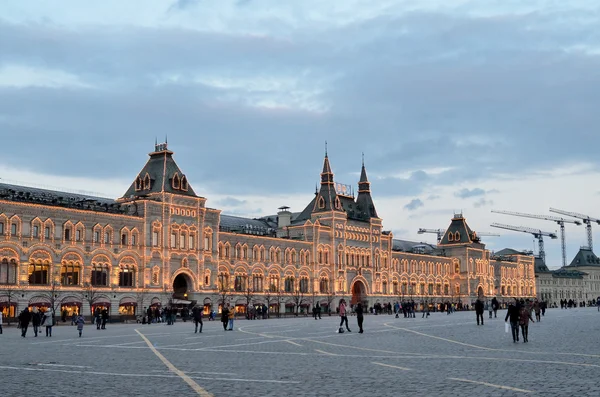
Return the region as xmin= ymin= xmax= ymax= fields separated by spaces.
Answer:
xmin=491 ymin=297 xmax=499 ymax=318
xmin=221 ymin=304 xmax=230 ymax=331
xmin=475 ymin=299 xmax=484 ymax=325
xmin=32 ymin=310 xmax=42 ymax=337
xmin=356 ymin=303 xmax=364 ymax=333
xmin=19 ymin=308 xmax=32 ymax=338
xmin=192 ymin=306 xmax=203 ymax=333
xmin=505 ymin=299 xmax=521 ymax=342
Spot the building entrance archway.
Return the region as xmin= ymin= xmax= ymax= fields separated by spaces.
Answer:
xmin=351 ymin=280 xmax=367 ymax=306
xmin=173 ymin=273 xmax=191 ymax=299
xmin=477 ymin=286 xmax=484 ymax=299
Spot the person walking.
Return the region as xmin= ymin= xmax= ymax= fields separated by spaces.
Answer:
xmin=519 ymin=300 xmax=535 ymax=343
xmin=94 ymin=308 xmax=101 ymax=330
xmin=491 ymin=297 xmax=499 ymax=318
xmin=505 ymin=300 xmax=521 ymax=343
xmin=338 ymin=299 xmax=351 ymax=333
xmin=43 ymin=309 xmax=54 ymax=337
xmin=356 ymin=303 xmax=364 ymax=333
xmin=596 ymin=296 xmax=600 ymax=312
xmin=76 ymin=313 xmax=85 ymax=337
xmin=475 ymin=299 xmax=484 ymax=326
xmin=227 ymin=305 xmax=235 ymax=330
xmin=221 ymin=304 xmax=230 ymax=331
xmin=19 ymin=308 xmax=31 ymax=338
xmin=192 ymin=306 xmax=203 ymax=333
xmin=532 ymin=300 xmax=541 ymax=322
xmin=486 ymin=300 xmax=492 ymax=319
xmin=0 ymin=310 xmax=3 ymax=334
xmin=32 ymin=309 xmax=42 ymax=337
xmin=101 ymin=309 xmax=108 ymax=330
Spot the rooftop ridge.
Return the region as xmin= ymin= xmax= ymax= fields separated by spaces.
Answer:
xmin=0 ymin=178 xmax=114 ymax=199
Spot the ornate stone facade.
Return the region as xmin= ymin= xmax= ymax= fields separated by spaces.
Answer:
xmin=0 ymin=143 xmax=536 ymax=319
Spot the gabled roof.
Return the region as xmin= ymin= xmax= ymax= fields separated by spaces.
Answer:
xmin=534 ymin=257 xmax=550 ymax=273
xmin=568 ymin=247 xmax=600 ymax=267
xmin=122 ymin=143 xmax=197 ymax=199
xmin=439 ymin=214 xmax=475 ymax=245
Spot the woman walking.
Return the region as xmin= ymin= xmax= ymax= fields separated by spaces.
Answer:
xmin=227 ymin=305 xmax=235 ymax=330
xmin=519 ymin=300 xmax=535 ymax=343
xmin=43 ymin=309 xmax=53 ymax=337
xmin=338 ymin=299 xmax=351 ymax=333
xmin=75 ymin=313 xmax=85 ymax=337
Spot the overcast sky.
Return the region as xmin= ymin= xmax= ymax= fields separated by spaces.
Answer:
xmin=1 ymin=0 xmax=600 ymax=269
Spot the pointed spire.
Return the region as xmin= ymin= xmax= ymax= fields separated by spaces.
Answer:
xmin=321 ymin=145 xmax=333 ymax=181
xmin=325 ymin=140 xmax=328 ymax=157
xmin=358 ymin=154 xmax=370 ymax=190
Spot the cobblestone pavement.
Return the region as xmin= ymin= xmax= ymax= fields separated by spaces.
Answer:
xmin=1 ymin=308 xmax=599 ymax=397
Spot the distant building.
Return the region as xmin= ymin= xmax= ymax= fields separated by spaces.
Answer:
xmin=0 ymin=142 xmax=536 ymax=319
xmin=535 ymin=247 xmax=600 ymax=307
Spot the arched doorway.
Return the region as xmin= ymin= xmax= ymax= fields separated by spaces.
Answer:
xmin=477 ymin=286 xmax=484 ymax=299
xmin=351 ymin=280 xmax=366 ymax=305
xmin=173 ymin=273 xmax=191 ymax=299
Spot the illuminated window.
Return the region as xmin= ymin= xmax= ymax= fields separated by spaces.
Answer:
xmin=152 ymin=231 xmax=159 ymax=247
xmin=152 ymin=268 xmax=160 ymax=285
xmin=28 ymin=262 xmax=49 ymax=285
xmin=0 ymin=259 xmax=17 ymax=285
xmin=319 ymin=278 xmax=329 ymax=293
xmin=33 ymin=225 xmax=39 ymax=238
xmin=119 ymin=267 xmax=135 ymax=287
xmin=61 ymin=263 xmax=80 ymax=286
xmin=91 ymin=264 xmax=108 ymax=286
xmin=284 ymin=277 xmax=295 ymax=292
xmin=253 ymin=274 xmax=263 ymax=291
xmin=299 ymin=278 xmax=309 ymax=293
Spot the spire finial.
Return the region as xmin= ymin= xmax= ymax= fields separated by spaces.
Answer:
xmin=325 ymin=141 xmax=328 ymax=157
xmin=362 ymin=152 xmax=364 ymax=167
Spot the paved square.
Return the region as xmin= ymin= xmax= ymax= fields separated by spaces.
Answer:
xmin=1 ymin=308 xmax=599 ymax=396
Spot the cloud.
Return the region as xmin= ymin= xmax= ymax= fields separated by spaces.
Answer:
xmin=455 ymin=188 xmax=487 ymax=198
xmin=427 ymin=194 xmax=441 ymax=200
xmin=215 ymin=196 xmax=248 ymax=207
xmin=404 ymin=199 xmax=424 ymax=211
xmin=473 ymin=198 xmax=494 ymax=208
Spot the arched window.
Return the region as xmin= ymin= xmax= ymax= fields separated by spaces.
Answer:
xmin=299 ymin=277 xmax=309 ymax=293
xmin=284 ymin=276 xmax=295 ymax=292
xmin=319 ymin=278 xmax=329 ymax=293
xmin=91 ymin=263 xmax=109 ymax=286
xmin=61 ymin=262 xmax=81 ymax=286
xmin=152 ymin=267 xmax=160 ymax=285
xmin=28 ymin=262 xmax=50 ymax=285
xmin=318 ymin=196 xmax=325 ymax=209
xmin=119 ymin=266 xmax=135 ymax=287
xmin=252 ymin=274 xmax=263 ymax=291
xmin=0 ymin=258 xmax=17 ymax=285
xmin=268 ymin=274 xmax=279 ymax=292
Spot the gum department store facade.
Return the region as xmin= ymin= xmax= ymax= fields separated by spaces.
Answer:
xmin=0 ymin=143 xmax=536 ymax=319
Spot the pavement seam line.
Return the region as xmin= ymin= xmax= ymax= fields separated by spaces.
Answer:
xmin=371 ymin=362 xmax=412 ymax=371
xmin=447 ymin=377 xmax=534 ymax=393
xmin=135 ymin=329 xmax=213 ymax=397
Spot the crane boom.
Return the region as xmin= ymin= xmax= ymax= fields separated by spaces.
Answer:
xmin=491 ymin=209 xmax=581 ymax=267
xmin=490 ymin=223 xmax=557 ymax=263
xmin=417 ymin=228 xmax=445 ymax=242
xmin=549 ymin=208 xmax=600 ymax=251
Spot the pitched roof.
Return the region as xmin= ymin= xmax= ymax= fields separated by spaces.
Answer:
xmin=568 ymin=247 xmax=600 ymax=267
xmin=0 ymin=182 xmax=126 ymax=214
xmin=551 ymin=267 xmax=587 ymax=278
xmin=439 ymin=214 xmax=475 ymax=245
xmin=534 ymin=257 xmax=550 ymax=273
xmin=122 ymin=143 xmax=197 ymax=199
xmin=392 ymin=239 xmax=438 ymax=255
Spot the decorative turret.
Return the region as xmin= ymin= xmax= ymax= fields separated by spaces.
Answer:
xmin=439 ymin=213 xmax=477 ymax=246
xmin=121 ymin=141 xmax=197 ymax=199
xmin=312 ymin=146 xmax=343 ymax=213
xmin=355 ymin=154 xmax=378 ymax=219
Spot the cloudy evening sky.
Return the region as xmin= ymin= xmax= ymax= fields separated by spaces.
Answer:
xmin=1 ymin=0 xmax=600 ymax=269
